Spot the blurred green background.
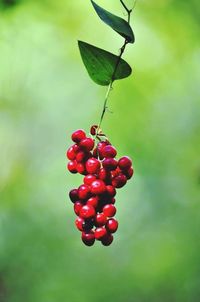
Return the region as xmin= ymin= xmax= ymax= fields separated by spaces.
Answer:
xmin=0 ymin=0 xmax=200 ymax=301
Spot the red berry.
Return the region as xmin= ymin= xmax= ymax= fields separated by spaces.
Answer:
xmin=98 ymin=168 xmax=111 ymax=182
xmin=76 ymin=163 xmax=86 ymax=175
xmin=82 ymin=231 xmax=95 ymax=246
xmin=76 ymin=151 xmax=89 ymax=163
xmin=71 ymin=129 xmax=86 ymax=143
xmin=95 ymin=213 xmax=107 ymax=227
xmin=102 ymin=158 xmax=118 ymax=171
xmin=79 ymin=138 xmax=94 ymax=151
xmin=84 ymin=174 xmax=97 ymax=186
xmin=118 ymin=156 xmax=132 ymax=171
xmin=67 ymin=160 xmax=77 ymax=173
xmin=73 ymin=144 xmax=80 ymax=153
xmin=97 ymin=141 xmax=109 ymax=159
xmin=90 ymin=180 xmax=106 ymax=195
xmin=79 ymin=205 xmax=96 ymax=219
xmin=75 ymin=217 xmax=85 ymax=231
xmin=66 ymin=146 xmax=76 ymax=160
xmin=123 ymin=167 xmax=134 ymax=179
xmin=86 ymin=158 xmax=101 ymax=174
xmin=106 ymin=185 xmax=116 ymax=197
xmin=103 ymin=204 xmax=116 ymax=217
xmin=112 ymin=174 xmax=127 ymax=188
xmin=87 ymin=196 xmax=99 ymax=208
xmin=74 ymin=201 xmax=83 ymax=216
xmin=78 ymin=184 xmax=91 ymax=200
xmin=101 ymin=233 xmax=113 ymax=246
xmin=106 ymin=218 xmax=118 ymax=233
xmin=94 ymin=227 xmax=107 ymax=240
xmin=69 ymin=189 xmax=79 ymax=203
xmin=102 ymin=145 xmax=117 ymax=158
xmin=110 ymin=198 xmax=116 ymax=204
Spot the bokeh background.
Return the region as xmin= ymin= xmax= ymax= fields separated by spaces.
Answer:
xmin=0 ymin=0 xmax=200 ymax=301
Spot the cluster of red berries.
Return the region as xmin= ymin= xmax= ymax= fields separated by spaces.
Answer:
xmin=66 ymin=126 xmax=134 ymax=246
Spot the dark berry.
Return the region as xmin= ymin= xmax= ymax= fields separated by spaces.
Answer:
xmin=112 ymin=174 xmax=127 ymax=188
xmin=79 ymin=138 xmax=94 ymax=151
xmin=78 ymin=184 xmax=91 ymax=200
xmin=86 ymin=157 xmax=100 ymax=174
xmin=118 ymin=156 xmax=132 ymax=171
xmin=102 ymin=158 xmax=118 ymax=171
xmin=94 ymin=227 xmax=107 ymax=240
xmin=106 ymin=185 xmax=116 ymax=197
xmin=101 ymin=233 xmax=113 ymax=246
xmin=69 ymin=189 xmax=79 ymax=203
xmin=90 ymin=180 xmax=106 ymax=195
xmin=90 ymin=125 xmax=98 ymax=136
xmin=106 ymin=218 xmax=118 ymax=233
xmin=102 ymin=145 xmax=117 ymax=158
xmin=98 ymin=168 xmax=111 ymax=182
xmin=82 ymin=231 xmax=95 ymax=246
xmin=123 ymin=167 xmax=134 ymax=179
xmin=72 ymin=129 xmax=86 ymax=143
xmin=103 ymin=204 xmax=116 ymax=217
xmin=79 ymin=205 xmax=96 ymax=219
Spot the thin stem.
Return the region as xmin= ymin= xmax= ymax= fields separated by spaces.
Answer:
xmin=96 ymin=1 xmax=133 ymax=136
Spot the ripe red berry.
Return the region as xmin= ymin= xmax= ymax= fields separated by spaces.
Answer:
xmin=87 ymin=196 xmax=99 ymax=208
xmin=97 ymin=141 xmax=109 ymax=159
xmin=67 ymin=160 xmax=77 ymax=173
xmin=82 ymin=231 xmax=95 ymax=246
xmin=94 ymin=227 xmax=107 ymax=240
xmin=71 ymin=129 xmax=86 ymax=143
xmin=79 ymin=138 xmax=94 ymax=151
xmin=102 ymin=145 xmax=117 ymax=158
xmin=79 ymin=205 xmax=96 ymax=219
xmin=118 ymin=156 xmax=132 ymax=171
xmin=112 ymin=174 xmax=127 ymax=188
xmin=103 ymin=204 xmax=116 ymax=217
xmin=102 ymin=158 xmax=118 ymax=171
xmin=95 ymin=213 xmax=107 ymax=227
xmin=86 ymin=157 xmax=101 ymax=174
xmin=78 ymin=184 xmax=91 ymax=200
xmin=98 ymin=168 xmax=111 ymax=182
xmin=73 ymin=144 xmax=80 ymax=153
xmin=90 ymin=180 xmax=106 ymax=195
xmin=106 ymin=185 xmax=116 ymax=197
xmin=76 ymin=163 xmax=86 ymax=175
xmin=75 ymin=217 xmax=85 ymax=231
xmin=123 ymin=167 xmax=134 ymax=180
xmin=69 ymin=189 xmax=79 ymax=203
xmin=76 ymin=151 xmax=89 ymax=163
xmin=101 ymin=233 xmax=113 ymax=246
xmin=74 ymin=201 xmax=83 ymax=216
xmin=106 ymin=218 xmax=118 ymax=233
xmin=83 ymin=174 xmax=97 ymax=186
xmin=66 ymin=146 xmax=76 ymax=160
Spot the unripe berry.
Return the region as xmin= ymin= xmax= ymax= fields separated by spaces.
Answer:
xmin=79 ymin=138 xmax=94 ymax=151
xmin=90 ymin=180 xmax=106 ymax=195
xmin=118 ymin=156 xmax=132 ymax=171
xmin=82 ymin=231 xmax=95 ymax=246
xmin=102 ymin=158 xmax=118 ymax=171
xmin=94 ymin=227 xmax=107 ymax=240
xmin=103 ymin=204 xmax=116 ymax=217
xmin=66 ymin=146 xmax=76 ymax=160
xmin=74 ymin=201 xmax=83 ymax=216
xmin=71 ymin=129 xmax=86 ymax=143
xmin=67 ymin=160 xmax=77 ymax=174
xmin=106 ymin=218 xmax=118 ymax=233
xmin=80 ymin=205 xmax=96 ymax=219
xmin=112 ymin=174 xmax=127 ymax=188
xmin=78 ymin=184 xmax=91 ymax=200
xmin=102 ymin=145 xmax=117 ymax=158
xmin=95 ymin=213 xmax=107 ymax=227
xmin=87 ymin=196 xmax=99 ymax=208
xmin=101 ymin=233 xmax=113 ymax=246
xmin=84 ymin=174 xmax=97 ymax=186
xmin=86 ymin=157 xmax=100 ymax=174
xmin=69 ymin=189 xmax=79 ymax=203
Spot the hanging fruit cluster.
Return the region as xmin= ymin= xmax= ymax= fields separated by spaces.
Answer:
xmin=66 ymin=126 xmax=134 ymax=246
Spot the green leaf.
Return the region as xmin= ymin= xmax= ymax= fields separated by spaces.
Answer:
xmin=91 ymin=0 xmax=134 ymax=43
xmin=78 ymin=41 xmax=132 ymax=86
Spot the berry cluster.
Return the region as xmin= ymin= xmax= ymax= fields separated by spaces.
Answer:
xmin=66 ymin=126 xmax=134 ymax=246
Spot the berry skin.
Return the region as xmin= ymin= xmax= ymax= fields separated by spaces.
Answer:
xmin=67 ymin=160 xmax=77 ymax=174
xmin=94 ymin=227 xmax=107 ymax=240
xmin=106 ymin=185 xmax=116 ymax=197
xmin=76 ymin=151 xmax=89 ymax=163
xmin=112 ymin=174 xmax=127 ymax=189
xmin=87 ymin=196 xmax=99 ymax=208
xmin=82 ymin=231 xmax=95 ymax=246
xmin=69 ymin=189 xmax=79 ymax=203
xmin=66 ymin=146 xmax=76 ymax=160
xmin=102 ymin=158 xmax=118 ymax=171
xmin=73 ymin=144 xmax=80 ymax=153
xmin=79 ymin=205 xmax=96 ymax=219
xmin=97 ymin=141 xmax=109 ymax=159
xmin=101 ymin=233 xmax=113 ymax=246
xmin=76 ymin=163 xmax=86 ymax=175
xmin=123 ymin=167 xmax=134 ymax=180
xmin=95 ymin=213 xmax=107 ymax=227
xmin=79 ymin=138 xmax=94 ymax=151
xmin=103 ymin=204 xmax=116 ymax=217
xmin=72 ymin=129 xmax=86 ymax=143
xmin=78 ymin=185 xmax=91 ymax=200
xmin=118 ymin=156 xmax=132 ymax=171
xmin=106 ymin=218 xmax=118 ymax=233
xmin=86 ymin=158 xmax=101 ymax=174
xmin=102 ymin=145 xmax=117 ymax=158
xmin=74 ymin=201 xmax=83 ymax=216
xmin=84 ymin=174 xmax=97 ymax=186
xmin=98 ymin=168 xmax=111 ymax=182
xmin=75 ymin=217 xmax=85 ymax=231
xmin=90 ymin=180 xmax=106 ymax=195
